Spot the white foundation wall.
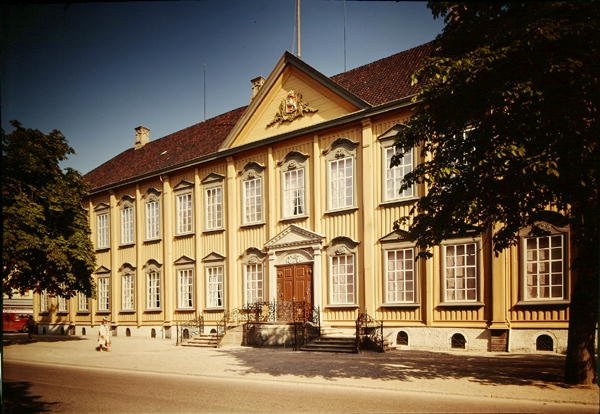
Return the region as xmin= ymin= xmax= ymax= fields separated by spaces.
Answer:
xmin=36 ymin=324 xmax=178 ymax=344
xmin=509 ymin=328 xmax=569 ymax=354
xmin=385 ymin=327 xmax=491 ymax=352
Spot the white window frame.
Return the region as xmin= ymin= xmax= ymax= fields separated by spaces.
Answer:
xmin=146 ymin=269 xmax=161 ymax=310
xmin=205 ymin=186 xmax=224 ymax=230
xmin=97 ymin=276 xmax=110 ymax=312
xmin=121 ymin=272 xmax=135 ymax=311
xmin=175 ymin=192 xmax=194 ymax=235
xmin=383 ymin=145 xmax=414 ymax=202
xmin=177 ymin=267 xmax=194 ymax=309
xmin=326 ymin=237 xmax=359 ymax=306
xmin=96 ymin=211 xmax=110 ymax=249
xmin=144 ymin=189 xmax=161 ymax=241
xmin=57 ymin=294 xmax=68 ymax=313
xmin=279 ymin=151 xmax=309 ymax=219
xmin=244 ymin=263 xmax=264 ymax=305
xmin=384 ymin=247 xmax=417 ymax=304
xmin=206 ymin=265 xmax=224 ymax=309
xmin=523 ymin=233 xmax=566 ymax=301
xmin=120 ymin=199 xmax=135 ymax=245
xmin=77 ymin=291 xmax=89 ymax=312
xmin=240 ymin=163 xmax=265 ymax=225
xmin=40 ymin=290 xmax=49 ymax=313
xmin=441 ymin=240 xmax=480 ymax=303
xmin=324 ymin=139 xmax=358 ymax=212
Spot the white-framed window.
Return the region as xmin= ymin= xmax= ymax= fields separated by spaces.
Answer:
xmin=176 ymin=192 xmax=193 ymax=234
xmin=177 ymin=268 xmax=194 ymax=309
xmin=524 ymin=234 xmax=565 ymax=300
xmin=121 ymin=273 xmax=135 ymax=311
xmin=146 ymin=270 xmax=161 ymax=310
xmin=443 ymin=242 xmax=478 ymax=302
xmin=97 ymin=276 xmax=110 ymax=311
xmin=40 ymin=290 xmax=49 ymax=313
xmin=97 ymin=212 xmax=109 ymax=249
xmin=324 ymin=139 xmax=358 ymax=212
xmin=77 ymin=291 xmax=89 ymax=312
xmin=144 ymin=189 xmax=161 ymax=240
xmin=283 ymin=168 xmax=305 ymax=217
xmin=385 ymin=248 xmax=416 ymax=303
xmin=243 ymin=177 xmax=263 ymax=224
xmin=330 ymin=254 xmax=355 ymax=305
xmin=329 ymin=157 xmax=354 ymax=210
xmin=384 ymin=146 xmax=414 ymax=201
xmin=240 ymin=163 xmax=265 ymax=225
xmin=57 ymin=294 xmax=68 ymax=313
xmin=327 ymin=237 xmax=359 ymax=305
xmin=205 ymin=186 xmax=223 ymax=230
xmin=244 ymin=263 xmax=264 ymax=304
xmin=120 ymin=202 xmax=134 ymax=245
xmin=206 ymin=265 xmax=224 ymax=308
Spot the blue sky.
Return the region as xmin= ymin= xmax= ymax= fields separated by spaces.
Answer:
xmin=2 ymin=1 xmax=443 ymax=174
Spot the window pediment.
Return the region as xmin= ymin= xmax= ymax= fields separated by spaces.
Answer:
xmin=239 ymin=162 xmax=265 ymax=180
xmin=322 ymin=138 xmax=359 ymax=158
xmin=327 ymin=236 xmax=359 ymax=256
xmin=277 ymin=151 xmax=309 ymax=170
xmin=201 ymin=173 xmax=225 ymax=185
xmin=242 ymin=247 xmax=266 ymax=264
xmin=94 ymin=202 xmax=110 ymax=212
xmin=378 ymin=124 xmax=407 ymax=142
xmin=174 ymin=255 xmax=195 ymax=265
xmin=119 ymin=195 xmax=135 ymax=207
xmin=95 ymin=265 xmax=111 ymax=274
xmin=202 ymin=252 xmax=226 ymax=263
xmin=119 ymin=263 xmax=136 ymax=273
xmin=173 ymin=180 xmax=194 ymax=191
xmin=143 ymin=259 xmax=162 ymax=273
xmin=144 ymin=188 xmax=161 ymax=200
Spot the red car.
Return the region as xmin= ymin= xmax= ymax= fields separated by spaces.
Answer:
xmin=3 ymin=311 xmax=31 ymax=332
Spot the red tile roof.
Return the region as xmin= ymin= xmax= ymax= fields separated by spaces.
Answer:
xmin=84 ymin=42 xmax=433 ymax=191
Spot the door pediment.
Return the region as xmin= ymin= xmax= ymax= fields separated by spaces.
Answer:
xmin=265 ymin=225 xmax=324 ymax=250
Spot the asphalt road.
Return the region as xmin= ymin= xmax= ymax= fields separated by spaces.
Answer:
xmin=3 ymin=361 xmax=596 ymax=414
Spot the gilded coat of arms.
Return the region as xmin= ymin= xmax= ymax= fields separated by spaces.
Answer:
xmin=267 ymin=90 xmax=318 ymax=127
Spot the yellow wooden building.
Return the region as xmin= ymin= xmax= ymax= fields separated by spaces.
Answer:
xmin=34 ymin=43 xmax=571 ymax=353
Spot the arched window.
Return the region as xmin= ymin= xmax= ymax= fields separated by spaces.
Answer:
xmin=536 ymin=334 xmax=554 ymax=351
xmin=151 ymin=328 xmax=157 ymax=338
xmin=82 ymin=327 xmax=86 ymax=336
xmin=126 ymin=328 xmax=131 ymax=337
xmin=396 ymin=331 xmax=409 ymax=346
xmin=451 ymin=333 xmax=466 ymax=349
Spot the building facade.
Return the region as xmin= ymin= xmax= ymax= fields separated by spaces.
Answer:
xmin=34 ymin=43 xmax=571 ymax=352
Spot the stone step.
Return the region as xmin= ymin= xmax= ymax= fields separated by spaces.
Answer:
xmin=300 ymin=335 xmax=358 ymax=353
xmin=181 ymin=334 xmax=220 ymax=348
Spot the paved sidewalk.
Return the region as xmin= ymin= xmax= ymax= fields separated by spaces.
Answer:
xmin=3 ymin=334 xmax=599 ymax=409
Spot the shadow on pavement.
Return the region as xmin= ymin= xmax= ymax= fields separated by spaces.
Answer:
xmin=2 ymin=334 xmax=87 ymax=346
xmin=218 ymin=347 xmax=573 ymax=389
xmin=2 ymin=381 xmax=60 ymax=413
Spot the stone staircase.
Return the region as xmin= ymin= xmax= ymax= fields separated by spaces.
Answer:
xmin=218 ymin=324 xmax=244 ymax=347
xmin=300 ymin=326 xmax=357 ymax=353
xmin=180 ymin=332 xmax=220 ymax=348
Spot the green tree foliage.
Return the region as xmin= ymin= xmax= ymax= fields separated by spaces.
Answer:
xmin=393 ymin=2 xmax=598 ymax=384
xmin=2 ymin=121 xmax=96 ymax=299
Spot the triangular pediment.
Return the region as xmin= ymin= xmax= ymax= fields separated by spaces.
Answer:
xmin=202 ymin=252 xmax=226 ymax=262
xmin=174 ymin=255 xmax=195 ymax=265
xmin=220 ymin=52 xmax=368 ymax=150
xmin=95 ymin=265 xmax=111 ymax=274
xmin=380 ymin=229 xmax=413 ymax=243
xmin=265 ymin=224 xmax=324 ymax=250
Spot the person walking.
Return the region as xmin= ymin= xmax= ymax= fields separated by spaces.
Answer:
xmin=97 ymin=317 xmax=111 ymax=351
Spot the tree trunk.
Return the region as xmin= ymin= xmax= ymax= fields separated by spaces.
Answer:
xmin=564 ymin=215 xmax=599 ymax=385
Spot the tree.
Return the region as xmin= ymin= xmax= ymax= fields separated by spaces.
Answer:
xmin=2 ymin=121 xmax=96 ymax=299
xmin=392 ymin=2 xmax=599 ymax=384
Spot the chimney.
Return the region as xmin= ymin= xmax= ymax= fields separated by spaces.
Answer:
xmin=134 ymin=126 xmax=150 ymax=150
xmin=251 ymin=76 xmax=265 ymax=100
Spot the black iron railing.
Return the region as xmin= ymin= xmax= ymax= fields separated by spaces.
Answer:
xmin=355 ymin=312 xmax=384 ymax=353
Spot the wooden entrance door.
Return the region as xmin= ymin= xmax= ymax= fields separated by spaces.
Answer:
xmin=277 ymin=264 xmax=312 ymax=319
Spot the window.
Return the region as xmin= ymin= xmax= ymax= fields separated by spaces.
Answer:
xmin=324 ymin=139 xmax=358 ymax=212
xmin=331 ymin=254 xmax=355 ymax=305
xmin=146 ymin=270 xmax=161 ymax=310
xmin=244 ymin=263 xmax=263 ymax=304
xmin=384 ymin=146 xmax=414 ymax=201
xmin=120 ymin=203 xmax=134 ymax=245
xmin=243 ymin=177 xmax=263 ymax=224
xmin=206 ymin=266 xmax=224 ymax=308
xmin=524 ymin=234 xmax=565 ymax=300
xmin=144 ymin=189 xmax=161 ymax=240
xmin=329 ymin=157 xmax=354 ymax=210
xmin=77 ymin=292 xmax=89 ymax=312
xmin=279 ymin=152 xmax=309 ymax=219
xmin=121 ymin=273 xmax=135 ymax=311
xmin=177 ymin=268 xmax=194 ymax=309
xmin=97 ymin=277 xmax=110 ymax=311
xmin=443 ymin=242 xmax=478 ymax=302
xmin=205 ymin=187 xmax=223 ymax=230
xmin=385 ymin=248 xmax=416 ymax=303
xmin=57 ymin=295 xmax=68 ymax=313
xmin=176 ymin=192 xmax=193 ymax=234
xmin=40 ymin=290 xmax=49 ymax=313
xmin=327 ymin=237 xmax=359 ymax=305
xmin=97 ymin=212 xmax=109 ymax=249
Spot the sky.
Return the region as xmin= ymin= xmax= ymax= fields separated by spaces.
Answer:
xmin=2 ymin=1 xmax=443 ymax=174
